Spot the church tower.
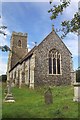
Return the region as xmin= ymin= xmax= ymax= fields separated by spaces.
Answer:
xmin=7 ymin=31 xmax=28 ymax=71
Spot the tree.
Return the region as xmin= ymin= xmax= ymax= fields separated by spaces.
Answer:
xmin=76 ymin=69 xmax=80 ymax=82
xmin=0 ymin=16 xmax=10 ymax=52
xmin=0 ymin=1 xmax=79 ymax=51
xmin=0 ymin=15 xmax=7 ymax=36
xmin=48 ymin=0 xmax=79 ymax=38
xmin=0 ymin=45 xmax=11 ymax=52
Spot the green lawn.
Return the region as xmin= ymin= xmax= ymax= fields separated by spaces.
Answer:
xmin=2 ymin=83 xmax=79 ymax=118
xmin=0 ymin=82 xmax=2 ymax=119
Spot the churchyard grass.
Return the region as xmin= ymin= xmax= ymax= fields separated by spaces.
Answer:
xmin=2 ymin=83 xmax=79 ymax=118
xmin=0 ymin=82 xmax=2 ymax=119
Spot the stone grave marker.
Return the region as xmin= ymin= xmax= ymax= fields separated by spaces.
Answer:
xmin=73 ymin=82 xmax=80 ymax=102
xmin=4 ymin=80 xmax=15 ymax=102
xmin=44 ymin=87 xmax=53 ymax=104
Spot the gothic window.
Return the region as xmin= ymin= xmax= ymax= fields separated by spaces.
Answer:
xmin=18 ymin=40 xmax=21 ymax=47
xmin=49 ymin=49 xmax=61 ymax=75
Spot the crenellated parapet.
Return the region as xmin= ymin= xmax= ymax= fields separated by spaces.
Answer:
xmin=12 ymin=31 xmax=27 ymax=36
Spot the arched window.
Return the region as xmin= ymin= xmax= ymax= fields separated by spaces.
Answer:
xmin=49 ymin=49 xmax=61 ymax=75
xmin=18 ymin=40 xmax=21 ymax=47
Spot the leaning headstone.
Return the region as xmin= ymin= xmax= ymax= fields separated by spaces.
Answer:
xmin=73 ymin=82 xmax=80 ymax=102
xmin=44 ymin=87 xmax=53 ymax=104
xmin=4 ymin=80 xmax=15 ymax=102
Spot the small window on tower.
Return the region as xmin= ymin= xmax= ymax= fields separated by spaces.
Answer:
xmin=18 ymin=40 xmax=21 ymax=47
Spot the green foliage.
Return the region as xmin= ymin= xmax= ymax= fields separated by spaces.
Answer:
xmin=0 ymin=75 xmax=7 ymax=82
xmin=0 ymin=19 xmax=7 ymax=36
xmin=48 ymin=0 xmax=79 ymax=38
xmin=2 ymin=84 xmax=79 ymax=118
xmin=0 ymin=82 xmax=2 ymax=119
xmin=0 ymin=16 xmax=9 ymax=52
xmin=60 ymin=12 xmax=80 ymax=38
xmin=48 ymin=1 xmax=70 ymax=19
xmin=76 ymin=69 xmax=80 ymax=82
xmin=0 ymin=45 xmax=11 ymax=52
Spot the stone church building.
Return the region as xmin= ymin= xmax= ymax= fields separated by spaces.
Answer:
xmin=7 ymin=29 xmax=74 ymax=88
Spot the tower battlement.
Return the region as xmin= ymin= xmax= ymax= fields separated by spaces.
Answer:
xmin=12 ymin=31 xmax=27 ymax=36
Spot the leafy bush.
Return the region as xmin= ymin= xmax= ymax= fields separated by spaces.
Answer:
xmin=0 ymin=75 xmax=7 ymax=82
xmin=76 ymin=70 xmax=80 ymax=82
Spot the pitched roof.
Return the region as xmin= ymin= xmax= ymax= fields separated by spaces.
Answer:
xmin=9 ymin=46 xmax=37 ymax=72
xmin=20 ymin=46 xmax=37 ymax=63
xmin=9 ymin=29 xmax=72 ymax=72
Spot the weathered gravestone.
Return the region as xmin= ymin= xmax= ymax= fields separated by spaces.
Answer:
xmin=4 ymin=80 xmax=15 ymax=102
xmin=44 ymin=87 xmax=53 ymax=104
xmin=73 ymin=82 xmax=80 ymax=102
xmin=73 ymin=71 xmax=80 ymax=102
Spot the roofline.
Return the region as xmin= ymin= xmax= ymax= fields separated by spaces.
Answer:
xmin=36 ymin=30 xmax=72 ymax=55
xmin=9 ymin=46 xmax=37 ymax=73
xmin=36 ymin=31 xmax=52 ymax=49
xmin=54 ymin=30 xmax=72 ymax=55
xmin=9 ymin=30 xmax=72 ymax=73
xmin=20 ymin=46 xmax=37 ymax=63
xmin=9 ymin=54 xmax=33 ymax=73
xmin=9 ymin=62 xmax=20 ymax=73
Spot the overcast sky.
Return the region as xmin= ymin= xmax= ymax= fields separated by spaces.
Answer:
xmin=0 ymin=0 xmax=79 ymax=75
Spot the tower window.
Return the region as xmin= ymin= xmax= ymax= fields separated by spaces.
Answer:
xmin=49 ymin=49 xmax=62 ymax=75
xmin=18 ymin=40 xmax=21 ymax=47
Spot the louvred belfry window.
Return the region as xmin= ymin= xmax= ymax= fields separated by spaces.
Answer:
xmin=18 ymin=40 xmax=21 ymax=47
xmin=49 ymin=49 xmax=61 ymax=75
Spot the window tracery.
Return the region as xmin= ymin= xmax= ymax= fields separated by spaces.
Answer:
xmin=49 ymin=49 xmax=61 ymax=75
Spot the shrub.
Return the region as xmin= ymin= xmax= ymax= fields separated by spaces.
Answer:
xmin=0 ymin=75 xmax=7 ymax=82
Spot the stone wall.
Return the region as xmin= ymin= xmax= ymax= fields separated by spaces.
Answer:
xmin=24 ymin=54 xmax=35 ymax=88
xmin=8 ymin=32 xmax=28 ymax=70
xmin=29 ymin=54 xmax=35 ymax=88
xmin=25 ymin=59 xmax=30 ymax=86
xmin=8 ymin=30 xmax=73 ymax=88
xmin=9 ymin=54 xmax=35 ymax=88
xmin=34 ymin=30 xmax=72 ymax=87
xmin=9 ymin=64 xmax=21 ymax=87
xmin=7 ymin=31 xmax=28 ymax=85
